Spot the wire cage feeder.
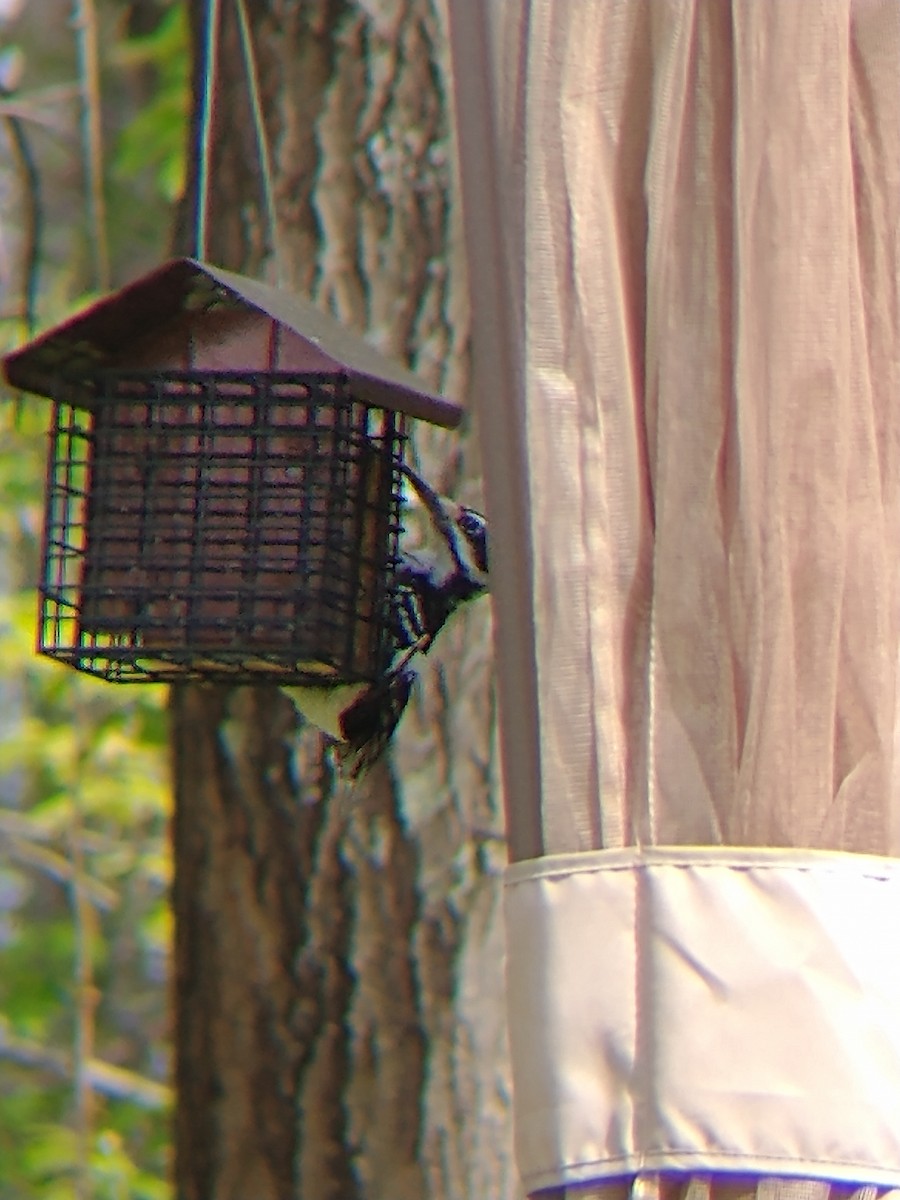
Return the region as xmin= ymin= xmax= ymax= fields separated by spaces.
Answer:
xmin=3 ymin=259 xmax=462 ymax=686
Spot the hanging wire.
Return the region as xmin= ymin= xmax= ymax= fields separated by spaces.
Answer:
xmin=233 ymin=0 xmax=283 ymax=282
xmin=195 ymin=0 xmax=280 ymax=274
xmin=194 ymin=0 xmax=222 ymax=260
xmin=195 ymin=0 xmax=281 ymax=274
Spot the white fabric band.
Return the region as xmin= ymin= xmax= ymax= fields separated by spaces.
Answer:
xmin=505 ymin=847 xmax=900 ymax=1193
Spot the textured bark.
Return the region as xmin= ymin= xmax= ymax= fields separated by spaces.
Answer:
xmin=172 ymin=4 xmax=512 ymax=1199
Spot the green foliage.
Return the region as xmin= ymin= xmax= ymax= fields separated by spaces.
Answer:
xmin=19 ymin=1123 xmax=169 ymax=1200
xmin=0 ymin=407 xmax=173 ymax=1196
xmin=0 ymin=418 xmax=173 ymax=1195
xmin=0 ymin=0 xmax=190 ymax=1194
xmin=112 ymin=4 xmax=189 ymax=204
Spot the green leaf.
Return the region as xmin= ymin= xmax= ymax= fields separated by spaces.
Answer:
xmin=111 ymin=5 xmax=189 ymax=203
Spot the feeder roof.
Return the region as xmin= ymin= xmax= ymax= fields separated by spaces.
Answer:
xmin=2 ymin=258 xmax=463 ymax=429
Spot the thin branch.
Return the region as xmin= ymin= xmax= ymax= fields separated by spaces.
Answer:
xmin=0 ymin=1017 xmax=172 ymax=1109
xmin=0 ymin=81 xmax=41 ymax=340
xmin=63 ymin=705 xmax=113 ymax=1200
xmin=68 ymin=783 xmax=99 ymax=1200
xmin=72 ymin=0 xmax=109 ymax=291
xmin=0 ymin=804 xmax=123 ymax=850
xmin=0 ymin=82 xmax=81 ymax=130
xmin=4 ymin=834 xmax=120 ymax=910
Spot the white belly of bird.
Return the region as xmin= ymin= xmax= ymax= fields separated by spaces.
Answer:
xmin=286 ymin=682 xmax=368 ymax=741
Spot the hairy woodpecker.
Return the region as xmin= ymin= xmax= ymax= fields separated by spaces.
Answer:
xmin=287 ymin=467 xmax=489 ymax=779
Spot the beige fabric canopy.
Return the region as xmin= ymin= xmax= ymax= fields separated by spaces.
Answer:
xmin=449 ymin=2 xmax=900 ymax=1197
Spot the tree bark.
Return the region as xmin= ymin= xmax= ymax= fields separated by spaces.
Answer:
xmin=171 ymin=4 xmax=512 ymax=1198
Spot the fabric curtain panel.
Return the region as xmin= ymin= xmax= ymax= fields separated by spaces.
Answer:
xmin=449 ymin=2 xmax=900 ymax=1198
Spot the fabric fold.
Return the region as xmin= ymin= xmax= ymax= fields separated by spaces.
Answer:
xmin=506 ymin=848 xmax=900 ymax=1193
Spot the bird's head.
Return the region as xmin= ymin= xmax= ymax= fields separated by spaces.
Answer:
xmin=399 ymin=461 xmax=489 ymax=592
xmin=439 ymin=499 xmax=489 ymax=589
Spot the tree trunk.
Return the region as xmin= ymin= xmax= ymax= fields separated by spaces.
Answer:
xmin=171 ymin=4 xmax=512 ymax=1198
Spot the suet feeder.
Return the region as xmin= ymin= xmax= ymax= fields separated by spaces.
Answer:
xmin=3 ymin=259 xmax=462 ymax=686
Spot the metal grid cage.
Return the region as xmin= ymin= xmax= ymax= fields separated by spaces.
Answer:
xmin=38 ymin=370 xmax=406 ymax=684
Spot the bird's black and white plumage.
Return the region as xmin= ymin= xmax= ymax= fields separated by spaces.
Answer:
xmin=390 ymin=502 xmax=488 ymax=652
xmin=288 ymin=467 xmax=489 ymax=779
